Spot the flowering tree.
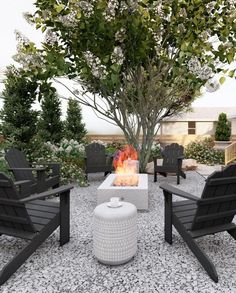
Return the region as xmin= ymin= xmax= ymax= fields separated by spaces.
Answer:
xmin=15 ymin=0 xmax=236 ymax=171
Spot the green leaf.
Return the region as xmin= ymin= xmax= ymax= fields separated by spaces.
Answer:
xmin=228 ymin=69 xmax=235 ymax=78
xmin=219 ymin=76 xmax=226 ymax=85
xmin=227 ymin=53 xmax=234 ymax=63
xmin=54 ymin=4 xmax=65 ymax=13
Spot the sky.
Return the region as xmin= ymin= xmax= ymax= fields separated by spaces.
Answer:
xmin=0 ymin=1 xmax=236 ymax=134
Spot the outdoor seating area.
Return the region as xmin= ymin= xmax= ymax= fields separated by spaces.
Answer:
xmin=1 ymin=1 xmax=236 ymax=292
xmin=0 ymin=169 xmax=236 ymax=292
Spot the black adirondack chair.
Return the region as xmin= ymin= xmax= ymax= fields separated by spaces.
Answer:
xmin=5 ymin=148 xmax=60 ymax=194
xmin=85 ymin=143 xmax=113 ymax=180
xmin=153 ymin=143 xmax=186 ymax=185
xmin=0 ymin=172 xmax=73 ymax=285
xmin=160 ymin=164 xmax=236 ymax=282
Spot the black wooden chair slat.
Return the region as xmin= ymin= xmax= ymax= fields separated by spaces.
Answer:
xmin=0 ymin=172 xmax=73 ymax=285
xmin=85 ymin=143 xmax=113 ymax=180
xmin=159 ymin=164 xmax=236 ymax=282
xmin=5 ymin=148 xmax=60 ymax=194
xmin=153 ymin=143 xmax=186 ymax=185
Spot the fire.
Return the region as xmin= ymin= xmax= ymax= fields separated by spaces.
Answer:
xmin=113 ymin=145 xmax=139 ymax=186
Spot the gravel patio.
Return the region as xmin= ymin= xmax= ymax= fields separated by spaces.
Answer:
xmin=0 ymin=171 xmax=236 ymax=293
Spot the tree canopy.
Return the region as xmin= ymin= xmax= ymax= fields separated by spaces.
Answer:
xmin=14 ymin=0 xmax=236 ymax=170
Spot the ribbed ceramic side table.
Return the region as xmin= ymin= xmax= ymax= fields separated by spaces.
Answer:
xmin=93 ymin=200 xmax=137 ymax=265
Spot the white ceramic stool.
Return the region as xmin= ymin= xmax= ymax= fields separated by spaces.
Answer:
xmin=93 ymin=199 xmax=137 ymax=265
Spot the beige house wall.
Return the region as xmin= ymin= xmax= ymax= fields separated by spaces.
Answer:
xmin=161 ymin=122 xmax=188 ymax=135
xmin=195 ymin=122 xmax=215 ymax=135
xmin=231 ymin=119 xmax=236 ymax=135
xmin=161 ymin=121 xmax=215 ymax=135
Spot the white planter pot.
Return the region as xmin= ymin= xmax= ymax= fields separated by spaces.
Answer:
xmin=214 ymin=141 xmax=232 ymax=150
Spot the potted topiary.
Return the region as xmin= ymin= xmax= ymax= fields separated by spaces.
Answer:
xmin=214 ymin=113 xmax=231 ymax=150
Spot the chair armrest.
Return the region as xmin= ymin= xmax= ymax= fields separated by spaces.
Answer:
xmin=33 ymin=162 xmax=60 ymax=175
xmin=160 ymin=183 xmax=199 ymax=201
xmin=177 ymin=156 xmax=184 ymax=160
xmin=8 ymin=167 xmax=46 ymax=171
xmin=14 ymin=180 xmax=31 ymax=198
xmin=19 ymin=184 xmax=74 ymax=203
xmin=14 ymin=180 xmax=31 ymax=186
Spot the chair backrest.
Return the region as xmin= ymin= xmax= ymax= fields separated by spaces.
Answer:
xmin=5 ymin=148 xmax=35 ymax=182
xmin=0 ymin=172 xmax=35 ymax=233
xmin=85 ymin=143 xmax=107 ymax=172
xmin=191 ymin=164 xmax=236 ymax=230
xmin=162 ymin=143 xmax=184 ymax=167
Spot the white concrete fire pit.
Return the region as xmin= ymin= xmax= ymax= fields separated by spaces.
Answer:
xmin=97 ymin=174 xmax=148 ymax=210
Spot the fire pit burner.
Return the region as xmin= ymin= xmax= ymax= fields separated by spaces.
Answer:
xmin=97 ymin=174 xmax=148 ymax=210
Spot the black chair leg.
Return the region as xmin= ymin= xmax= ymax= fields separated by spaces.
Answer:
xmin=173 ymin=214 xmax=218 ymax=282
xmin=228 ymin=228 xmax=236 ymax=240
xmin=164 ymin=191 xmax=173 ymax=244
xmin=154 ymin=172 xmax=157 ymax=182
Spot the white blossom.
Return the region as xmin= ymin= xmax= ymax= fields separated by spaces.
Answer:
xmin=179 ymin=8 xmax=187 ymax=18
xmin=13 ymin=51 xmax=44 ymax=69
xmin=115 ymin=28 xmax=126 ymax=42
xmin=177 ymin=23 xmax=186 ymax=34
xmin=205 ymin=78 xmax=220 ymax=92
xmin=188 ymin=57 xmax=213 ymax=80
xmin=91 ymin=140 xmax=107 ymax=147
xmin=103 ymin=0 xmax=119 ymax=22
xmin=111 ymin=46 xmax=125 ymax=65
xmin=58 ymin=11 xmax=77 ymax=27
xmin=15 ymin=30 xmax=30 ymax=48
xmin=206 ymin=1 xmax=216 ymax=14
xmin=83 ymin=51 xmax=108 ymax=79
xmin=44 ymin=29 xmax=58 ymax=45
xmin=128 ymin=0 xmax=138 ymax=12
xmin=120 ymin=1 xmax=128 ymax=13
xmin=66 ymin=145 xmax=73 ymax=153
xmin=76 ymin=1 xmax=94 ymax=18
xmin=23 ymin=12 xmax=35 ymax=25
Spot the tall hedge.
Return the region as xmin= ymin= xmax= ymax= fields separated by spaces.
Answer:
xmin=37 ymin=83 xmax=64 ymax=143
xmin=0 ymin=66 xmax=38 ymax=149
xmin=215 ymin=113 xmax=231 ymax=141
xmin=64 ymin=98 xmax=87 ymax=142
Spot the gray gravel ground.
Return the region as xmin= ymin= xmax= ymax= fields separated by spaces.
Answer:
xmin=0 ymin=171 xmax=236 ymax=293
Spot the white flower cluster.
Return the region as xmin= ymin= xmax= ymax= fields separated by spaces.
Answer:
xmin=179 ymin=7 xmax=187 ymax=18
xmin=205 ymin=79 xmax=220 ymax=92
xmin=23 ymin=12 xmax=35 ymax=25
xmin=120 ymin=1 xmax=128 ymax=13
xmin=46 ymin=139 xmax=85 ymax=155
xmin=14 ymin=30 xmax=30 ymax=48
xmin=13 ymin=51 xmax=44 ymax=69
xmin=152 ymin=30 xmax=163 ymax=55
xmin=177 ymin=23 xmax=186 ymax=33
xmin=128 ymin=0 xmax=138 ymax=12
xmin=76 ymin=1 xmax=94 ymax=18
xmin=91 ymin=140 xmax=107 ymax=147
xmin=200 ymin=29 xmax=212 ymax=42
xmin=103 ymin=0 xmax=119 ymax=22
xmin=152 ymin=1 xmax=164 ymax=17
xmin=111 ymin=46 xmax=125 ymax=66
xmin=41 ymin=9 xmax=51 ymax=20
xmin=115 ymin=28 xmax=126 ymax=42
xmin=188 ymin=57 xmax=213 ymax=80
xmin=206 ymin=1 xmax=216 ymax=14
xmin=44 ymin=29 xmax=58 ymax=45
xmin=58 ymin=11 xmax=77 ymax=27
xmin=83 ymin=51 xmax=108 ymax=79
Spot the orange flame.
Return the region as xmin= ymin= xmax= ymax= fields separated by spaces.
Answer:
xmin=113 ymin=145 xmax=139 ymax=186
xmin=113 ymin=145 xmax=138 ymax=171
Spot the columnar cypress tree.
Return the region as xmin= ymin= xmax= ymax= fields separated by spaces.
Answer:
xmin=64 ymin=98 xmax=87 ymax=142
xmin=37 ymin=84 xmax=63 ymax=143
xmin=0 ymin=66 xmax=38 ymax=149
xmin=215 ymin=113 xmax=231 ymax=141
